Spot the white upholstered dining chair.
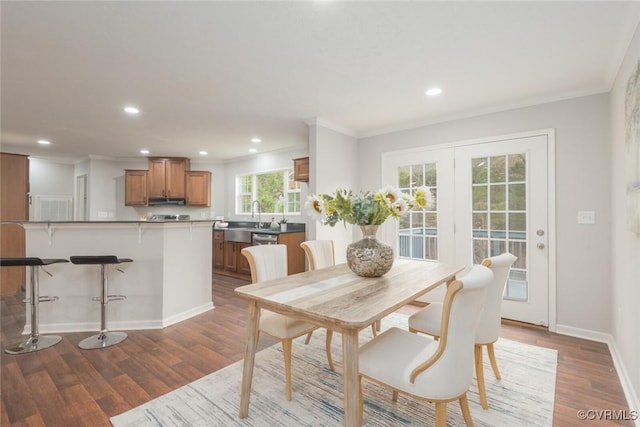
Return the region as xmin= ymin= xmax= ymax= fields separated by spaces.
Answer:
xmin=407 ymin=252 xmax=517 ymax=409
xmin=300 ymin=240 xmax=378 ymax=371
xmin=241 ymin=244 xmax=318 ymax=401
xmin=358 ymin=265 xmax=493 ymax=427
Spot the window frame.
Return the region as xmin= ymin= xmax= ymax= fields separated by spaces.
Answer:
xmin=235 ymin=168 xmax=301 ymax=216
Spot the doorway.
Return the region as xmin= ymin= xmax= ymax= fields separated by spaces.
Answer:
xmin=382 ymin=130 xmax=555 ymax=328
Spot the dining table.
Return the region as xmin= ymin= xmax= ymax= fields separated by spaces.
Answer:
xmin=235 ymin=259 xmax=463 ymax=427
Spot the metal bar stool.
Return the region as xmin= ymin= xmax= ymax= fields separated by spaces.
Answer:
xmin=0 ymin=257 xmax=68 ymax=354
xmin=70 ymin=255 xmax=132 ymax=349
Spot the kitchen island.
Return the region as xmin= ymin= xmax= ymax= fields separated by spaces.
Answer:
xmin=14 ymin=220 xmax=213 ymax=334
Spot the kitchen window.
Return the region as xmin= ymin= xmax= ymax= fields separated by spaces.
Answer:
xmin=236 ymin=168 xmax=301 ymax=215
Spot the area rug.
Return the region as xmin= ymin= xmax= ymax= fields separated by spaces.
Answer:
xmin=111 ymin=314 xmax=557 ymax=426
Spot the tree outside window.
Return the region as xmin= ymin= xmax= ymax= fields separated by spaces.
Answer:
xmin=236 ymin=169 xmax=301 ymax=215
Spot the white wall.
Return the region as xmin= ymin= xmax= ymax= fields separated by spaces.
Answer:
xmin=309 ymin=123 xmax=359 ymax=263
xmin=358 ymin=94 xmax=612 ymax=335
xmin=610 ymin=22 xmax=640 ymax=416
xmin=28 ymin=157 xmax=74 ymax=218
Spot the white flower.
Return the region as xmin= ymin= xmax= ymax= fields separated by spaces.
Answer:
xmin=305 ymin=195 xmax=326 ymax=221
xmin=413 ymin=185 xmax=433 ymax=209
xmin=378 ymin=185 xmax=403 ymax=209
xmin=389 ymin=198 xmax=409 ymax=217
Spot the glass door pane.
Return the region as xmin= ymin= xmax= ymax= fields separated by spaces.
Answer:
xmin=397 ymin=163 xmax=438 ymax=261
xmin=471 ymin=153 xmax=527 ymax=301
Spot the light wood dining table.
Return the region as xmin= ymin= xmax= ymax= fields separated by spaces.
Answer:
xmin=235 ymin=259 xmax=463 ymax=427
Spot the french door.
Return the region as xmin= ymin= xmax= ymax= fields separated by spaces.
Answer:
xmin=382 ymin=132 xmax=552 ymax=326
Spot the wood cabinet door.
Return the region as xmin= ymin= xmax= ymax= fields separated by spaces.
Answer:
xmin=278 ymin=232 xmax=306 ymax=275
xmin=293 ymin=157 xmax=309 ymax=182
xmin=186 ymin=171 xmax=211 ymax=206
xmin=223 ymin=241 xmax=237 ymax=271
xmin=237 ymin=242 xmax=252 ymax=275
xmin=1 ymin=153 xmax=29 ymax=294
xmin=165 ymin=158 xmax=188 ymax=198
xmin=124 ymin=170 xmax=148 ymax=206
xmin=148 ymin=158 xmax=167 ymax=197
xmin=213 ymin=231 xmax=224 ymax=270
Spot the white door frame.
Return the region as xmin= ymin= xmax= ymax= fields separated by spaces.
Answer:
xmin=75 ymin=174 xmax=88 ymax=221
xmin=381 ymin=128 xmax=557 ymax=332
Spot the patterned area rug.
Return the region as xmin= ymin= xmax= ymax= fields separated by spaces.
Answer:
xmin=111 ymin=314 xmax=557 ymax=426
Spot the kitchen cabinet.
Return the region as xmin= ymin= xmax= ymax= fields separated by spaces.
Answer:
xmin=185 ymin=171 xmax=211 ymax=206
xmin=223 ymin=241 xmax=251 ymax=275
xmin=293 ymin=157 xmax=309 ymax=182
xmin=277 ymin=232 xmax=305 ymax=275
xmin=0 ymin=153 xmax=28 ymax=294
xmin=213 ymin=231 xmax=224 ymax=270
xmin=148 ymin=157 xmax=190 ymax=198
xmin=124 ymin=170 xmax=148 ymax=206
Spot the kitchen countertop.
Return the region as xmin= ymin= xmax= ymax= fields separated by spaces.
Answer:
xmin=4 ymin=220 xmax=215 ymax=224
xmin=214 ymin=221 xmax=305 ymax=235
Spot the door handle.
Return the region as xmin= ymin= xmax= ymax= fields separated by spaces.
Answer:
xmin=537 ymin=243 xmax=546 ymax=250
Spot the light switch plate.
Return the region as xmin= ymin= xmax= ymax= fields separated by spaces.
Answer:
xmin=578 ymin=211 xmax=596 ymax=224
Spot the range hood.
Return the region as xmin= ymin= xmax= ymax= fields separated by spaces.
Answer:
xmin=148 ymin=197 xmax=186 ymax=206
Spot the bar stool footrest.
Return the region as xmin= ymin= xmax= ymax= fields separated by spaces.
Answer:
xmin=5 ymin=335 xmax=62 ymax=355
xmin=79 ymin=331 xmax=127 ymax=350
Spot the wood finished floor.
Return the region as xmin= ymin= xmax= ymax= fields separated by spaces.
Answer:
xmin=1 ymin=273 xmax=633 ymax=426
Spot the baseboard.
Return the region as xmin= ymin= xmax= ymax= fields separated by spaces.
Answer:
xmin=27 ymin=303 xmax=215 ymax=334
xmin=556 ymin=323 xmax=640 ymax=425
xmin=162 ymin=302 xmax=215 ymax=328
xmin=555 ymin=323 xmax=611 ymax=343
xmin=607 ymin=337 xmax=640 ymax=427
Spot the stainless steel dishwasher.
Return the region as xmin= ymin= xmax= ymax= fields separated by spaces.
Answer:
xmin=252 ymin=233 xmax=278 ymax=245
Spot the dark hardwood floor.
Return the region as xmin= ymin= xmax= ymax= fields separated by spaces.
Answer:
xmin=1 ymin=273 xmax=633 ymax=426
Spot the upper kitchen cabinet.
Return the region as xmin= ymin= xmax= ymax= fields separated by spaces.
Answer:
xmin=293 ymin=157 xmax=309 ymax=182
xmin=124 ymin=169 xmax=148 ymax=206
xmin=148 ymin=157 xmax=190 ymax=198
xmin=185 ymin=171 xmax=212 ymax=207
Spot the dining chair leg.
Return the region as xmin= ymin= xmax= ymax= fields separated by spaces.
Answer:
xmin=459 ymin=394 xmax=474 ymax=427
xmin=486 ymin=342 xmax=501 ymax=379
xmin=358 ymin=377 xmax=364 ymax=426
xmin=474 ymin=344 xmax=488 ymax=409
xmin=304 ymin=331 xmax=313 ymax=344
xmin=434 ymin=402 xmax=447 ymax=427
xmin=325 ymin=330 xmax=335 ymax=371
xmin=282 ymin=338 xmax=293 ymax=401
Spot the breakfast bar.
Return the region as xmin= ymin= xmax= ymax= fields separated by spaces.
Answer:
xmin=15 ymin=220 xmax=214 ymax=334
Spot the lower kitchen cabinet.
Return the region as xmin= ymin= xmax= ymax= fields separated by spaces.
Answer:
xmin=213 ymin=231 xmax=224 ymax=270
xmin=223 ymin=241 xmax=252 ymax=275
xmin=277 ymin=232 xmax=305 ymax=275
xmin=212 ymin=229 xmax=305 ymax=279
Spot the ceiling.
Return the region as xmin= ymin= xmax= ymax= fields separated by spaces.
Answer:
xmin=2 ymin=1 xmax=639 ymax=163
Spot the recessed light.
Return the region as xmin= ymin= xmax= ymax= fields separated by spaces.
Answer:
xmin=124 ymin=106 xmax=140 ymax=114
xmin=251 ymin=138 xmax=262 ymax=143
xmin=37 ymin=139 xmax=51 ymax=145
xmin=248 ymin=148 xmax=258 ymax=153
xmin=425 ymin=88 xmax=442 ymax=97
xmin=199 ymin=151 xmax=208 ymax=155
xmin=140 ymin=149 xmax=150 ymax=154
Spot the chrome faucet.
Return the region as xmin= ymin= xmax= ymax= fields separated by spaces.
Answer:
xmin=251 ymin=200 xmax=262 ymax=229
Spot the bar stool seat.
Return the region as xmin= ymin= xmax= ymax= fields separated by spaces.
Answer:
xmin=0 ymin=257 xmax=68 ymax=354
xmin=70 ymin=255 xmax=132 ymax=349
